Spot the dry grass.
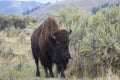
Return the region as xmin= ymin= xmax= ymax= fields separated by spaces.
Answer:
xmin=0 ymin=7 xmax=120 ymax=79
xmin=0 ymin=27 xmax=119 ymax=80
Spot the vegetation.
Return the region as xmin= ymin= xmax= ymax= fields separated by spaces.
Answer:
xmin=92 ymin=3 xmax=120 ymax=14
xmin=56 ymin=5 xmax=120 ymax=78
xmin=0 ymin=14 xmax=38 ymax=30
xmin=0 ymin=5 xmax=120 ymax=80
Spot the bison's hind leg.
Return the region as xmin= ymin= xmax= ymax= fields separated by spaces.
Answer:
xmin=48 ymin=65 xmax=54 ymax=77
xmin=35 ymin=57 xmax=40 ymax=77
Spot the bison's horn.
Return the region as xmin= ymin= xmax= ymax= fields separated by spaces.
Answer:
xmin=51 ymin=33 xmax=56 ymax=39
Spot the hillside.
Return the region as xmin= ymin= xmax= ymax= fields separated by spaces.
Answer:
xmin=29 ymin=0 xmax=120 ymax=20
xmin=0 ymin=1 xmax=50 ymax=15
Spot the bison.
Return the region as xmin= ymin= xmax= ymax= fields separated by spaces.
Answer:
xmin=31 ymin=17 xmax=72 ymax=78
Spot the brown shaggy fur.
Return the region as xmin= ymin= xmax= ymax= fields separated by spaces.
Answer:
xmin=38 ymin=18 xmax=60 ymax=53
xmin=31 ymin=17 xmax=72 ymax=77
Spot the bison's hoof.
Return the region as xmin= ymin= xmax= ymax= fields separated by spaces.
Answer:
xmin=50 ymin=74 xmax=54 ymax=78
xmin=36 ymin=72 xmax=40 ymax=77
xmin=61 ymin=73 xmax=65 ymax=78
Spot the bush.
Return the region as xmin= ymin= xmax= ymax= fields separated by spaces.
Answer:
xmin=0 ymin=14 xmax=12 ymax=30
xmin=24 ymin=16 xmax=38 ymax=25
xmin=0 ymin=14 xmax=38 ymax=30
xmin=0 ymin=36 xmax=3 ymax=44
xmin=56 ymin=5 xmax=81 ymax=27
xmin=5 ymin=27 xmax=20 ymax=37
xmin=17 ymin=31 xmax=26 ymax=43
xmin=55 ymin=5 xmax=120 ymax=78
xmin=0 ymin=45 xmax=14 ymax=58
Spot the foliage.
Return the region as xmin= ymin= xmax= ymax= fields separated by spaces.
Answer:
xmin=56 ymin=5 xmax=120 ymax=78
xmin=0 ymin=45 xmax=14 ymax=58
xmin=17 ymin=31 xmax=26 ymax=43
xmin=57 ymin=5 xmax=81 ymax=27
xmin=0 ymin=4 xmax=120 ymax=80
xmin=0 ymin=14 xmax=38 ymax=30
xmin=92 ymin=3 xmax=120 ymax=14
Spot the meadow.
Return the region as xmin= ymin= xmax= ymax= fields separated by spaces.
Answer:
xmin=0 ymin=5 xmax=120 ymax=80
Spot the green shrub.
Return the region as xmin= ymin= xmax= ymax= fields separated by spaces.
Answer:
xmin=17 ymin=31 xmax=26 ymax=43
xmin=0 ymin=36 xmax=3 ymax=44
xmin=0 ymin=14 xmax=38 ymax=30
xmin=0 ymin=45 xmax=14 ymax=58
xmin=5 ymin=27 xmax=19 ymax=37
xmin=55 ymin=5 xmax=120 ymax=78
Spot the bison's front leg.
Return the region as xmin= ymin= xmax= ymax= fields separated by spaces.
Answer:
xmin=57 ymin=64 xmax=65 ymax=78
xmin=61 ymin=68 xmax=65 ymax=78
xmin=43 ymin=66 xmax=49 ymax=78
xmin=48 ymin=66 xmax=54 ymax=77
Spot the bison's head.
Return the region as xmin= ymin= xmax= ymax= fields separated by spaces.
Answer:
xmin=48 ymin=29 xmax=72 ymax=66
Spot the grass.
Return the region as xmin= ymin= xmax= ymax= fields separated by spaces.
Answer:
xmin=0 ymin=5 xmax=120 ymax=79
xmin=0 ymin=26 xmax=119 ymax=80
